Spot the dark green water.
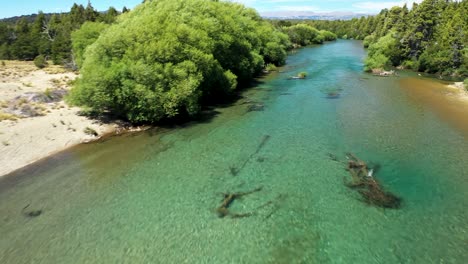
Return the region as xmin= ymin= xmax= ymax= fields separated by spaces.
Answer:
xmin=1 ymin=40 xmax=467 ymax=263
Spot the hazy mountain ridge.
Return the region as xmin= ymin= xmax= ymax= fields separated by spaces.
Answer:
xmin=1 ymin=10 xmax=368 ymax=24
xmin=261 ymin=11 xmax=369 ymax=20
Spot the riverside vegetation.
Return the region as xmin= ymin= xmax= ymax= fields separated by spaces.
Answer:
xmin=68 ymin=0 xmax=336 ymax=123
xmin=0 ymin=0 xmax=336 ymax=123
xmin=273 ymin=0 xmax=468 ymax=78
xmin=1 ymin=0 xmax=466 ymax=123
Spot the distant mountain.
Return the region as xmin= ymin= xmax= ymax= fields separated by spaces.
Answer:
xmin=1 ymin=10 xmax=367 ymax=24
xmin=0 ymin=13 xmax=58 ymax=24
xmin=260 ymin=11 xmax=369 ymax=20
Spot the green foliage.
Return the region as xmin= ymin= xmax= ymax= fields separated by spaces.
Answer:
xmin=319 ymin=30 xmax=337 ymax=41
xmin=0 ymin=3 xmax=121 ymax=63
xmin=70 ymin=0 xmax=288 ymax=123
xmin=364 ymin=53 xmax=389 ymax=72
xmin=71 ymin=22 xmax=109 ymax=68
xmin=33 ymin=54 xmax=47 ymax=68
xmin=265 ymin=63 xmax=277 ymax=72
xmin=464 ymin=79 xmax=468 ymax=91
xmin=43 ymin=88 xmax=53 ymax=99
xmin=284 ymin=0 xmax=467 ymax=76
xmin=364 ymin=32 xmax=399 ymax=71
xmin=298 ymin=72 xmax=307 ymax=78
xmin=283 ymin=24 xmax=323 ymax=46
xmin=401 ymin=59 xmax=419 ymax=70
xmin=363 ymin=35 xmax=375 ymax=48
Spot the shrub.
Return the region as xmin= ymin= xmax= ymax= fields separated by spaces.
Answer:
xmin=33 ymin=55 xmax=48 ymax=69
xmin=71 ymin=22 xmax=109 ymax=68
xmin=283 ymin=24 xmax=323 ymax=46
xmin=401 ymin=60 xmax=418 ymax=70
xmin=464 ymin=79 xmax=468 ymax=91
xmin=84 ymin=127 xmax=98 ymax=136
xmin=319 ymin=30 xmax=337 ymax=41
xmin=298 ymin=72 xmax=307 ymax=78
xmin=70 ymin=0 xmax=288 ymax=123
xmin=265 ymin=63 xmax=277 ymax=72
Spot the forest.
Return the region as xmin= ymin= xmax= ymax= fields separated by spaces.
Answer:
xmin=0 ymin=0 xmax=466 ymax=123
xmin=0 ymin=2 xmax=123 ymax=65
xmin=274 ymin=0 xmax=468 ymax=76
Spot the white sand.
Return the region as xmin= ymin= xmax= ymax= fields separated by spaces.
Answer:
xmin=447 ymin=82 xmax=468 ymax=102
xmin=0 ymin=61 xmax=117 ymax=177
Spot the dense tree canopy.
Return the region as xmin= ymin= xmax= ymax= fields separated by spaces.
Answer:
xmin=293 ymin=0 xmax=467 ymax=76
xmin=0 ymin=2 xmax=119 ymax=64
xmin=363 ymin=0 xmax=467 ymax=75
xmin=69 ymin=0 xmax=290 ymax=123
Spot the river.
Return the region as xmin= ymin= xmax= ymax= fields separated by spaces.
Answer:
xmin=1 ymin=40 xmax=467 ymax=263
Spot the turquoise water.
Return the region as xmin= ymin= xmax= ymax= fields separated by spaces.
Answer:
xmin=1 ymin=40 xmax=467 ymax=263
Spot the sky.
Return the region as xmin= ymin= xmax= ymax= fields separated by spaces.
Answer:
xmin=0 ymin=0 xmax=424 ymax=19
xmin=0 ymin=0 xmax=142 ymax=19
xmin=233 ymin=0 xmax=424 ymax=14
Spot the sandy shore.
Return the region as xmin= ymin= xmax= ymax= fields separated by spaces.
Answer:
xmin=447 ymin=81 xmax=468 ymax=102
xmin=0 ymin=61 xmax=117 ymax=177
xmin=400 ymin=78 xmax=468 ymax=137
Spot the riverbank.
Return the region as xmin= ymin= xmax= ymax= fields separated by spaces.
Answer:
xmin=0 ymin=61 xmax=118 ymax=177
xmin=400 ymin=78 xmax=468 ymax=137
xmin=447 ymin=81 xmax=468 ymax=101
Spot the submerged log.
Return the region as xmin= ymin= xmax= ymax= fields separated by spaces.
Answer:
xmin=247 ymin=103 xmax=265 ymax=112
xmin=326 ymin=92 xmax=340 ymax=99
xmin=22 ymin=204 xmax=42 ymax=218
xmin=216 ymin=187 xmax=263 ymax=218
xmin=344 ymin=153 xmax=401 ymax=209
xmin=229 ymin=135 xmax=270 ymax=176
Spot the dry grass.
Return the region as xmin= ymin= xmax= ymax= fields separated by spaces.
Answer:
xmin=43 ymin=64 xmax=69 ymax=74
xmin=0 ymin=101 xmax=8 ymax=108
xmin=0 ymin=111 xmax=18 ymax=121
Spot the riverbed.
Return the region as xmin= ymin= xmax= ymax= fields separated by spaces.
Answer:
xmin=1 ymin=40 xmax=467 ymax=263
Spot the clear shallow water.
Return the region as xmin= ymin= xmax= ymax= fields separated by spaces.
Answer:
xmin=1 ymin=40 xmax=467 ymax=263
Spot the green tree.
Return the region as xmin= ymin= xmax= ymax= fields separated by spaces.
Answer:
xmin=364 ymin=31 xmax=399 ymax=71
xmin=10 ymin=18 xmax=36 ymax=59
xmin=71 ymin=22 xmax=109 ymax=67
xmin=70 ymin=0 xmax=288 ymax=123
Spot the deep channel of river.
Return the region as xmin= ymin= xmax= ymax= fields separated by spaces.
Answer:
xmin=1 ymin=40 xmax=467 ymax=263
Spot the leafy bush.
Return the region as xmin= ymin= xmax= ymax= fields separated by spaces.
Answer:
xmin=265 ymin=63 xmax=277 ymax=72
xmin=71 ymin=22 xmax=109 ymax=68
xmin=401 ymin=59 xmax=418 ymax=70
xmin=70 ymin=0 xmax=288 ymax=123
xmin=319 ymin=30 xmax=337 ymax=41
xmin=283 ymin=24 xmax=323 ymax=46
xmin=464 ymin=79 xmax=468 ymax=91
xmin=364 ymin=53 xmax=389 ymax=72
xmin=363 ymin=35 xmax=375 ymax=48
xmin=364 ymin=32 xmax=399 ymax=71
xmin=33 ymin=55 xmax=47 ymax=69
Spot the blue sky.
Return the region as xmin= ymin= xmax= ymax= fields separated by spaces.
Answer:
xmin=0 ymin=0 xmax=423 ymax=19
xmin=0 ymin=1 xmax=142 ymax=19
xmin=233 ymin=0 xmax=423 ymax=14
